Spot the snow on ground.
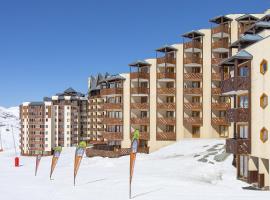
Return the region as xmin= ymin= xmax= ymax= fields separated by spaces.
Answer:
xmin=1 ymin=139 xmax=270 ymax=200
xmin=0 ymin=106 xmax=20 ymax=152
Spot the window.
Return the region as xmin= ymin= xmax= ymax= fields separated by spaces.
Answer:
xmin=260 ymin=93 xmax=268 ymax=109
xmin=239 ymin=67 xmax=249 ymax=77
xmin=260 ymin=127 xmax=268 ymax=143
xmin=260 ymin=59 xmax=268 ymax=74
xmin=239 ymin=125 xmax=248 ymax=139
xmin=238 ymin=95 xmax=248 ymax=108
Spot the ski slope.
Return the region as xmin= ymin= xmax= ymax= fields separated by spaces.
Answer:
xmin=0 ymin=106 xmax=20 ymax=152
xmin=1 ymin=139 xmax=270 ymax=200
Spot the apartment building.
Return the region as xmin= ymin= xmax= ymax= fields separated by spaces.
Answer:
xmin=222 ymin=14 xmax=270 ymax=190
xmin=20 ymin=88 xmax=88 ymax=156
xmin=20 ymin=101 xmax=53 ymax=156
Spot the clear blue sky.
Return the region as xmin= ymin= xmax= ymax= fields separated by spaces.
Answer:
xmin=0 ymin=0 xmax=269 ymax=107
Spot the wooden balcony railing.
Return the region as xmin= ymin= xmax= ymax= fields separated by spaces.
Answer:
xmin=130 ymin=103 xmax=149 ymax=110
xmin=102 ymin=117 xmax=123 ymax=125
xmin=157 ymin=103 xmax=176 ymax=110
xmin=157 ymin=88 xmax=176 ymax=95
xmin=211 ymin=24 xmax=230 ymax=34
xmin=130 ymin=118 xmax=150 ymax=125
xmin=212 ymin=40 xmax=229 ymax=49
xmin=131 ymin=87 xmax=149 ymax=94
xmin=157 ymin=72 xmax=176 ymax=79
xmin=103 ymin=103 xmax=122 ymax=110
xmin=211 ymin=117 xmax=229 ymax=126
xmin=226 ymin=138 xmax=251 ymax=154
xmin=221 ymin=77 xmax=250 ymax=94
xmin=184 ymin=73 xmax=202 ymax=81
xmin=226 ymin=108 xmax=249 ymax=123
xmin=211 ymin=102 xmax=230 ymax=110
xmin=184 ymin=88 xmax=202 ymax=95
xmin=184 ymin=103 xmax=202 ymax=110
xmin=157 ymin=117 xmax=176 ymax=125
xmin=156 ymin=56 xmax=176 ymax=65
xmin=130 ymin=72 xmax=150 ymax=79
xmin=184 ymin=57 xmax=203 ymax=65
xmin=212 ymin=88 xmax=221 ymax=95
xmin=86 ymin=148 xmax=130 ymax=158
xmin=184 ymin=117 xmax=203 ymax=126
xmin=212 ymin=58 xmax=224 ymax=66
xmin=184 ymin=40 xmax=202 ymax=49
xmin=100 ymin=88 xmax=123 ymax=96
xmin=130 ymin=132 xmax=149 ymax=140
xmin=212 ymin=73 xmax=221 ymax=81
xmin=102 ymin=132 xmax=123 ymax=141
xmin=156 ymin=132 xmax=176 ymax=141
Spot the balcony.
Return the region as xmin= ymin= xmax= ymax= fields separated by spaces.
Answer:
xmin=157 ymin=88 xmax=176 ymax=95
xmin=157 ymin=117 xmax=176 ymax=125
xmin=184 ymin=73 xmax=202 ymax=81
xmin=212 ymin=73 xmax=221 ymax=81
xmin=102 ymin=117 xmax=123 ymax=125
xmin=212 ymin=40 xmax=229 ymax=50
xmin=131 ymin=87 xmax=149 ymax=94
xmin=212 ymin=58 xmax=224 ymax=66
xmin=211 ymin=117 xmax=229 ymax=126
xmin=157 ymin=72 xmax=176 ymax=79
xmin=221 ymin=77 xmax=250 ymax=94
xmin=157 ymin=56 xmax=176 ymax=65
xmin=184 ymin=103 xmax=202 ymax=111
xmin=184 ymin=117 xmax=203 ymax=126
xmin=212 ymin=88 xmax=221 ymax=96
xmin=184 ymin=40 xmax=202 ymax=50
xmin=103 ymin=103 xmax=122 ymax=110
xmin=157 ymin=103 xmax=176 ymax=110
xmin=130 ymin=118 xmax=150 ymax=125
xmin=211 ymin=24 xmax=230 ymax=35
xmin=226 ymin=108 xmax=249 ymax=123
xmin=102 ymin=132 xmax=123 ymax=141
xmin=130 ymin=132 xmax=149 ymax=140
xmin=226 ymin=138 xmax=251 ymax=154
xmin=212 ymin=102 xmax=230 ymax=110
xmin=184 ymin=88 xmax=202 ymax=95
xmin=130 ymin=103 xmax=149 ymax=110
xmin=184 ymin=57 xmax=203 ymax=65
xmin=100 ymin=88 xmax=123 ymax=96
xmin=156 ymin=132 xmax=176 ymax=141
xmin=130 ymin=72 xmax=149 ymax=79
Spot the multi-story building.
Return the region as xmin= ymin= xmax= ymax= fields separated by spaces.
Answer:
xmin=20 ymin=101 xmax=53 ymax=156
xmin=223 ymin=13 xmax=270 ymax=190
xmin=20 ymin=88 xmax=88 ymax=155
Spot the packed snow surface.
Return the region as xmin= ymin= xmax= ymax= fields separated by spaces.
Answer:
xmin=1 ymin=139 xmax=270 ymax=200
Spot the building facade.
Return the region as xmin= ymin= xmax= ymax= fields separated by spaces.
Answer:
xmin=20 ymin=88 xmax=88 ymax=156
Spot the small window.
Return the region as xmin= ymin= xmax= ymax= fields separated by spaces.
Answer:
xmin=260 ymin=59 xmax=268 ymax=74
xmin=260 ymin=127 xmax=268 ymax=143
xmin=260 ymin=93 xmax=268 ymax=109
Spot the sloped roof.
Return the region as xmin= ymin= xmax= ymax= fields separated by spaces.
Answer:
xmin=99 ymin=74 xmax=125 ymax=83
xmin=156 ymin=45 xmax=177 ymax=52
xmin=56 ymin=87 xmax=85 ymax=97
xmin=220 ymin=50 xmax=253 ymax=66
xmin=209 ymin=15 xmax=232 ymax=24
xmin=129 ymin=60 xmax=151 ymax=67
xmin=236 ymin=14 xmax=259 ymax=21
xmin=29 ymin=102 xmax=44 ymax=106
xmin=245 ymin=21 xmax=270 ymax=34
xmin=230 ymin=34 xmax=263 ymax=47
xmin=182 ymin=30 xmax=204 ymax=38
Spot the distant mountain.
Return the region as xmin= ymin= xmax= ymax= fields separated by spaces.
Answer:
xmin=0 ymin=106 xmax=20 ymax=153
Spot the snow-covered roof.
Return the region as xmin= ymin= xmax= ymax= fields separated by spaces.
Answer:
xmin=182 ymin=30 xmax=204 ymax=38
xmin=220 ymin=50 xmax=253 ymax=66
xmin=230 ymin=34 xmax=263 ymax=48
xmin=129 ymin=60 xmax=151 ymax=67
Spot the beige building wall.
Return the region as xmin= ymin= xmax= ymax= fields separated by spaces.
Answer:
xmin=121 ymin=73 xmax=131 ymax=149
xmin=173 ymin=43 xmax=184 ymax=140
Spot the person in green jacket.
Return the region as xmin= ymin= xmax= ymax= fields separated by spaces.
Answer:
xmin=132 ymin=129 xmax=140 ymax=141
